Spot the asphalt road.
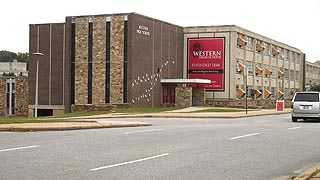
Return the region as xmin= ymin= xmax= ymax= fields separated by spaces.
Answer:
xmin=1 ymin=114 xmax=320 ymax=180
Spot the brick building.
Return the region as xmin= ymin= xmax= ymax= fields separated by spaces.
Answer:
xmin=29 ymin=13 xmax=183 ymax=116
xmin=29 ymin=13 xmax=305 ymax=116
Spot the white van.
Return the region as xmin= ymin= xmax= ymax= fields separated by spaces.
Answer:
xmin=291 ymin=91 xmax=320 ymax=122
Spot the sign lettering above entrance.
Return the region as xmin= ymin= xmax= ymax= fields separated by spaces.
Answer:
xmin=136 ymin=25 xmax=150 ymax=36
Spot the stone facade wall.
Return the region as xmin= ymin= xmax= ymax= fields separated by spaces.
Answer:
xmin=0 ymin=79 xmax=6 ymax=116
xmin=92 ymin=16 xmax=106 ymax=104
xmin=15 ymin=78 xmax=28 ymax=116
xmin=75 ymin=17 xmax=89 ymax=104
xmin=206 ymin=98 xmax=292 ymax=109
xmin=72 ymin=104 xmax=115 ymax=112
xmin=71 ymin=103 xmax=130 ymax=112
xmin=110 ymin=16 xmax=125 ymax=104
xmin=175 ymin=87 xmax=192 ymax=107
xmin=192 ymin=88 xmax=205 ymax=106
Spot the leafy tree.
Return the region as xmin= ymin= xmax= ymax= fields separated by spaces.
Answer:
xmin=310 ymin=84 xmax=320 ymax=92
xmin=16 ymin=52 xmax=29 ymax=62
xmin=0 ymin=50 xmax=17 ymax=62
xmin=0 ymin=50 xmax=29 ymax=62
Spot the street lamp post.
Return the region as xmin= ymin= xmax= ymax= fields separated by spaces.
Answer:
xmin=245 ymin=67 xmax=248 ymax=114
xmin=32 ymin=52 xmax=44 ymax=117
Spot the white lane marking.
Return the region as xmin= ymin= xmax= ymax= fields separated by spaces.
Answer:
xmin=229 ymin=133 xmax=260 ymax=140
xmin=288 ymin=127 xmax=301 ymax=130
xmin=0 ymin=145 xmax=39 ymax=152
xmin=90 ymin=153 xmax=170 ymax=171
xmin=0 ymin=132 xmax=15 ymax=134
xmin=124 ymin=129 xmax=164 ymax=134
xmin=254 ymin=120 xmax=269 ymax=124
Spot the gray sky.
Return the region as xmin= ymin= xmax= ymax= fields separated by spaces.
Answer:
xmin=1 ymin=0 xmax=319 ymax=62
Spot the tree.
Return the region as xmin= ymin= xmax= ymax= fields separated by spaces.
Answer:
xmin=16 ymin=52 xmax=29 ymax=62
xmin=310 ymin=84 xmax=320 ymax=92
xmin=0 ymin=50 xmax=29 ymax=62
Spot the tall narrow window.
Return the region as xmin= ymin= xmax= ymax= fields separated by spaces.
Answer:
xmin=88 ymin=22 xmax=93 ymax=104
xmin=123 ymin=21 xmax=128 ymax=103
xmin=6 ymin=81 xmax=15 ymax=115
xmin=71 ymin=23 xmax=75 ymax=104
xmin=105 ymin=21 xmax=111 ymax=103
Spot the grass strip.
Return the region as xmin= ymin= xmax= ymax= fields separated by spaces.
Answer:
xmin=0 ymin=118 xmax=94 ymax=124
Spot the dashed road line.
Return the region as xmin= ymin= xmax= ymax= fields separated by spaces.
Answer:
xmin=0 ymin=132 xmax=15 ymax=134
xmin=288 ymin=127 xmax=301 ymax=130
xmin=124 ymin=129 xmax=164 ymax=134
xmin=90 ymin=153 xmax=170 ymax=171
xmin=0 ymin=145 xmax=39 ymax=152
xmin=254 ymin=120 xmax=270 ymax=124
xmin=229 ymin=133 xmax=260 ymax=140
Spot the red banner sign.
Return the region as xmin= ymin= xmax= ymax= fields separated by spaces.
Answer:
xmin=188 ymin=38 xmax=225 ymax=91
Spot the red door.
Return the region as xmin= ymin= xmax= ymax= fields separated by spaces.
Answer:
xmin=163 ymin=85 xmax=175 ymax=104
xmin=163 ymin=87 xmax=168 ymax=104
xmin=169 ymin=87 xmax=175 ymax=104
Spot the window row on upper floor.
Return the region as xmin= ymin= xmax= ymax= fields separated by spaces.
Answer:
xmin=237 ymin=33 xmax=301 ymax=64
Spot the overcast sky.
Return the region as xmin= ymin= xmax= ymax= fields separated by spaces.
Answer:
xmin=1 ymin=0 xmax=319 ymax=62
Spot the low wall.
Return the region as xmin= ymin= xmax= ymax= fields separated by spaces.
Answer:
xmin=71 ymin=103 xmax=130 ymax=113
xmin=206 ymin=99 xmax=292 ymax=109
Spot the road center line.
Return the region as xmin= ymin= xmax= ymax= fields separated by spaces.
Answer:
xmin=0 ymin=145 xmax=39 ymax=152
xmin=90 ymin=153 xmax=170 ymax=171
xmin=288 ymin=127 xmax=301 ymax=130
xmin=229 ymin=133 xmax=260 ymax=140
xmin=124 ymin=129 xmax=164 ymax=134
xmin=254 ymin=120 xmax=269 ymax=124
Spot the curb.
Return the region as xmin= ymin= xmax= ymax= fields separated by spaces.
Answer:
xmin=0 ymin=122 xmax=152 ymax=132
xmin=294 ymin=164 xmax=320 ymax=180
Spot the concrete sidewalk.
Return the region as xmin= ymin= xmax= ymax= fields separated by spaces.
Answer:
xmin=66 ymin=107 xmax=291 ymax=119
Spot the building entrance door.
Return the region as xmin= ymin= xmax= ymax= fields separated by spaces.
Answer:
xmin=162 ymin=85 xmax=175 ymax=105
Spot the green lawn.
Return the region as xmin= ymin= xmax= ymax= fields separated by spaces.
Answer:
xmin=116 ymin=107 xmax=181 ymax=114
xmin=51 ymin=111 xmax=109 ymax=118
xmin=0 ymin=117 xmax=93 ymax=124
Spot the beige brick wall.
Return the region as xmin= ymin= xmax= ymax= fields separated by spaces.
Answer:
xmin=110 ymin=16 xmax=125 ymax=104
xmin=75 ymin=17 xmax=89 ymax=104
xmin=15 ymin=78 xmax=28 ymax=116
xmin=0 ymin=79 xmax=5 ymax=116
xmin=92 ymin=16 xmax=106 ymax=104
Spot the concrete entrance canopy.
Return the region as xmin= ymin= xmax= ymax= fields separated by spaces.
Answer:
xmin=160 ymin=79 xmax=210 ymax=107
xmin=160 ymin=78 xmax=211 ymax=84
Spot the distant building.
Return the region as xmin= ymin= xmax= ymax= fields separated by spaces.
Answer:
xmin=305 ymin=61 xmax=320 ymax=90
xmin=0 ymin=60 xmax=28 ymax=77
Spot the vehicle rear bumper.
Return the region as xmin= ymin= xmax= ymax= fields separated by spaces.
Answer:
xmin=291 ymin=111 xmax=320 ymax=118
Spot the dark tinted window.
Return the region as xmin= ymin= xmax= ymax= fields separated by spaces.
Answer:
xmin=294 ymin=93 xmax=319 ymax=102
